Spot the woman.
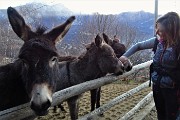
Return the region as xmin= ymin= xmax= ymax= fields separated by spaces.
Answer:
xmin=120 ymin=12 xmax=180 ymax=120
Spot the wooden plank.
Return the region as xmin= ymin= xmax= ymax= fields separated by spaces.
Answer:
xmin=131 ymin=100 xmax=155 ymax=120
xmin=0 ymin=103 xmax=36 ymax=120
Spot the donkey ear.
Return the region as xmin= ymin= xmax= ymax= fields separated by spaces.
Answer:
xmin=46 ymin=16 xmax=75 ymax=43
xmin=95 ymin=34 xmax=103 ymax=47
xmin=7 ymin=7 xmax=32 ymax=41
xmin=84 ymin=43 xmax=91 ymax=50
xmin=102 ymin=33 xmax=112 ymax=45
xmin=102 ymin=33 xmax=109 ymax=44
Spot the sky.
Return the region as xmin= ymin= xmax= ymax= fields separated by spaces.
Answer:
xmin=0 ymin=0 xmax=179 ymax=15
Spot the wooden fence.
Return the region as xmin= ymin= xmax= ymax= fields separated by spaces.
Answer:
xmin=0 ymin=60 xmax=153 ymax=120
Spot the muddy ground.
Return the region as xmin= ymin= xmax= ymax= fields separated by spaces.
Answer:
xmin=34 ymin=81 xmax=157 ymax=120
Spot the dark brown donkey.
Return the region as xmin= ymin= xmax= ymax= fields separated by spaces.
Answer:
xmin=56 ymin=33 xmax=132 ymax=116
xmin=0 ymin=7 xmax=75 ymax=116
xmin=102 ymin=33 xmax=132 ymax=71
xmin=55 ymin=34 xmax=125 ymax=120
xmin=89 ymin=33 xmax=132 ymax=113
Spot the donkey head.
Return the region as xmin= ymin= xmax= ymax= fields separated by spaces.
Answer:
xmin=102 ymin=33 xmax=132 ymax=71
xmin=7 ymin=7 xmax=75 ymax=116
xmin=84 ymin=34 xmax=124 ymax=75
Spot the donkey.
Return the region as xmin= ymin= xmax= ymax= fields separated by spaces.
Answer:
xmin=0 ymin=7 xmax=75 ymax=116
xmin=56 ymin=34 xmax=132 ymax=115
xmin=55 ymin=34 xmax=125 ymax=120
xmin=90 ymin=33 xmax=132 ymax=113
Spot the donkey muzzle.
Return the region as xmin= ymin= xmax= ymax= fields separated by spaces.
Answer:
xmin=30 ymin=83 xmax=52 ymax=116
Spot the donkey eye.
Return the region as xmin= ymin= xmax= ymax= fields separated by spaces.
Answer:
xmin=49 ymin=56 xmax=57 ymax=67
xmin=51 ymin=56 xmax=57 ymax=62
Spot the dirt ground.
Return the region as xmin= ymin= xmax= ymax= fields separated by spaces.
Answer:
xmin=34 ymin=81 xmax=157 ymax=120
xmin=143 ymin=107 xmax=157 ymax=120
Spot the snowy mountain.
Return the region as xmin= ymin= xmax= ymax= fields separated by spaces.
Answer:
xmin=0 ymin=3 xmax=154 ymax=44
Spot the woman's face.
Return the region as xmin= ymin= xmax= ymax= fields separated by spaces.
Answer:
xmin=156 ymin=23 xmax=165 ymax=40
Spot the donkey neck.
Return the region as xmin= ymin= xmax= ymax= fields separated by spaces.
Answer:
xmin=70 ymin=56 xmax=102 ymax=82
xmin=0 ymin=60 xmax=29 ymax=110
xmin=56 ymin=58 xmax=102 ymax=91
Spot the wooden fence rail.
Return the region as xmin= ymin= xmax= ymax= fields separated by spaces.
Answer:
xmin=0 ymin=60 xmax=152 ymax=120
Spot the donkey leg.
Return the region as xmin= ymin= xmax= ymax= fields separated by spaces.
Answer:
xmin=67 ymin=96 xmax=79 ymax=120
xmin=90 ymin=89 xmax=98 ymax=111
xmin=96 ymin=87 xmax=104 ymax=116
xmin=96 ymin=87 xmax=101 ymax=109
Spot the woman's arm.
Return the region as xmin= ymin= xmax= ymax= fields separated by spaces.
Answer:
xmin=123 ymin=37 xmax=156 ymax=57
xmin=119 ymin=37 xmax=156 ymax=70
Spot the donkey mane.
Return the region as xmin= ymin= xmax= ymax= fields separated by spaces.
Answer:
xmin=58 ymin=56 xmax=77 ymax=62
xmin=78 ymin=43 xmax=97 ymax=59
xmin=18 ymin=39 xmax=58 ymax=58
xmin=35 ymin=25 xmax=47 ymax=35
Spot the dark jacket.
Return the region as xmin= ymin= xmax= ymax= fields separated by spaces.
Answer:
xmin=151 ymin=41 xmax=178 ymax=88
xmin=123 ymin=37 xmax=179 ymax=88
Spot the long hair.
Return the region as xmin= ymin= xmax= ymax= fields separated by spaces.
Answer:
xmin=156 ymin=12 xmax=180 ymax=58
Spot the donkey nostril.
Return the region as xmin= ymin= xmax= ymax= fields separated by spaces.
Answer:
xmin=30 ymin=100 xmax=51 ymax=116
xmin=30 ymin=100 xmax=50 ymax=116
xmin=42 ymin=100 xmax=51 ymax=111
xmin=121 ymin=66 xmax=125 ymax=71
xmin=126 ymin=66 xmax=132 ymax=72
xmin=30 ymin=101 xmax=37 ymax=111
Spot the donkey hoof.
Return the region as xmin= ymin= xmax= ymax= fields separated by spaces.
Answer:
xmin=98 ymin=112 xmax=104 ymax=117
xmin=53 ymin=106 xmax=58 ymax=113
xmin=60 ymin=108 xmax=67 ymax=113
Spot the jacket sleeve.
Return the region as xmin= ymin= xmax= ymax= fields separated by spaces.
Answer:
xmin=123 ymin=37 xmax=156 ymax=57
